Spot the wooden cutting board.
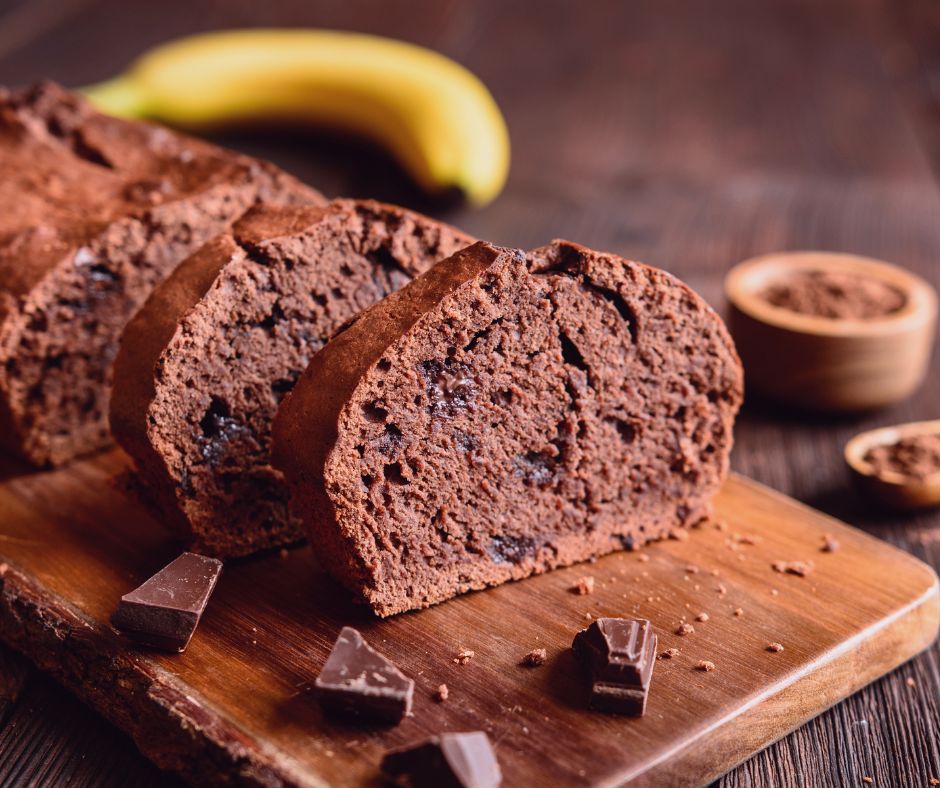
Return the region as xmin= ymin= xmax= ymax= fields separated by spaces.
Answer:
xmin=0 ymin=450 xmax=936 ymax=787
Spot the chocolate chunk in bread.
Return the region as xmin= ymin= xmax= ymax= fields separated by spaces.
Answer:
xmin=272 ymin=241 xmax=743 ymax=616
xmin=111 ymin=200 xmax=472 ymax=557
xmin=0 ymin=82 xmax=322 ymax=466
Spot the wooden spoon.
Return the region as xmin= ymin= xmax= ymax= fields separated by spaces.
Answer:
xmin=845 ymin=419 xmax=940 ymax=510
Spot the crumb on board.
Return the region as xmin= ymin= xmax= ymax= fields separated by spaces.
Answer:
xmin=861 ymin=777 xmax=872 ymax=785
xmin=771 ymin=588 xmax=779 ymax=596
xmin=734 ymin=607 xmax=744 ymax=617
xmin=572 ymin=576 xmax=595 ymax=595
xmin=454 ymin=649 xmax=475 ymax=665
xmin=772 ymin=560 xmax=813 ymax=577
xmin=669 ymin=528 xmax=689 ymax=541
xmin=685 ymin=564 xmax=700 ymax=574
xmin=659 ymin=648 xmax=680 ymax=659
xmin=675 ymin=623 xmax=695 ymax=636
xmin=695 ymin=612 xmax=710 ymax=623
xmin=767 ymin=642 xmax=784 ymax=653
xmin=905 ymin=677 xmax=916 ymax=688
xmin=717 ymin=583 xmax=728 ymax=595
xmin=821 ymin=534 xmax=840 ymax=553
xmin=638 ymin=554 xmax=650 ymax=563
xmin=696 ymin=660 xmax=716 ymax=672
xmin=434 ymin=684 xmax=449 ymax=702
xmin=520 ymin=648 xmax=547 ymax=667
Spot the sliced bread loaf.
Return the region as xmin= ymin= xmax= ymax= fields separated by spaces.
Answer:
xmin=272 ymin=241 xmax=743 ymax=616
xmin=111 ymin=200 xmax=472 ymax=557
xmin=0 ymin=82 xmax=322 ymax=466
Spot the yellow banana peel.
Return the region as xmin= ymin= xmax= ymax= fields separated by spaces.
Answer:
xmin=82 ymin=29 xmax=510 ymax=206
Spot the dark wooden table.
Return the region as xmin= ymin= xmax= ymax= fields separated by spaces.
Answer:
xmin=1 ymin=0 xmax=938 ymax=784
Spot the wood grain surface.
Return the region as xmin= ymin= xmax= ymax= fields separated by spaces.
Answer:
xmin=0 ymin=0 xmax=939 ymax=785
xmin=0 ymin=450 xmax=935 ymax=786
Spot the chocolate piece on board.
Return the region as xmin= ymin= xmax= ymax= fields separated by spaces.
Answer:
xmin=315 ymin=626 xmax=414 ymax=724
xmin=572 ymin=617 xmax=657 ymax=715
xmin=111 ymin=552 xmax=222 ymax=652
xmin=382 ymin=731 xmax=502 ymax=788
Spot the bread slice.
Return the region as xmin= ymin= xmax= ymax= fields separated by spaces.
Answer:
xmin=111 ymin=200 xmax=472 ymax=557
xmin=272 ymin=241 xmax=743 ymax=616
xmin=0 ymin=81 xmax=322 ymax=466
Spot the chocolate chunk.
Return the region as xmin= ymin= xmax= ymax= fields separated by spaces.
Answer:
xmin=315 ymin=627 xmax=413 ymax=724
xmin=572 ymin=617 xmax=657 ymax=716
xmin=111 ymin=552 xmax=222 ymax=652
xmin=381 ymin=732 xmax=502 ymax=788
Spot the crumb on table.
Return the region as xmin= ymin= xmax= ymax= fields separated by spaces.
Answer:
xmin=772 ymin=559 xmax=813 ymax=577
xmin=520 ymin=648 xmax=547 ymax=667
xmin=572 ymin=576 xmax=595 ymax=595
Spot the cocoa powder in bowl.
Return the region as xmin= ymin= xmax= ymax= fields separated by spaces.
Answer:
xmin=864 ymin=434 xmax=940 ymax=482
xmin=759 ymin=269 xmax=907 ymax=320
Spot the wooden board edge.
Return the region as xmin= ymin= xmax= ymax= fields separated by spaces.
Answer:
xmin=0 ymin=561 xmax=320 ymax=788
xmin=632 ymin=569 xmax=940 ymax=786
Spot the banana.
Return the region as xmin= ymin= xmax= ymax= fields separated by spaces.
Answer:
xmin=81 ymin=29 xmax=510 ymax=206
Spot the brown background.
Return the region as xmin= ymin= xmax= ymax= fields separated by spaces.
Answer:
xmin=0 ymin=0 xmax=938 ymax=784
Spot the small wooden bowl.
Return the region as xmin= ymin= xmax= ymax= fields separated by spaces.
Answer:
xmin=845 ymin=420 xmax=940 ymax=510
xmin=725 ymin=251 xmax=937 ymax=411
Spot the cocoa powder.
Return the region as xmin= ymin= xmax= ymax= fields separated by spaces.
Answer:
xmin=760 ymin=269 xmax=905 ymax=320
xmin=864 ymin=434 xmax=940 ymax=481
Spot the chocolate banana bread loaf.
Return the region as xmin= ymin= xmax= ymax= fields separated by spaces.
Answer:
xmin=272 ymin=240 xmax=743 ymax=616
xmin=111 ymin=200 xmax=472 ymax=557
xmin=0 ymin=81 xmax=322 ymax=466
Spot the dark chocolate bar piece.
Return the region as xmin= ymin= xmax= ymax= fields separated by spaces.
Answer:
xmin=572 ymin=617 xmax=657 ymax=716
xmin=381 ymin=731 xmax=502 ymax=788
xmin=111 ymin=552 xmax=222 ymax=652
xmin=315 ymin=626 xmax=414 ymax=724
